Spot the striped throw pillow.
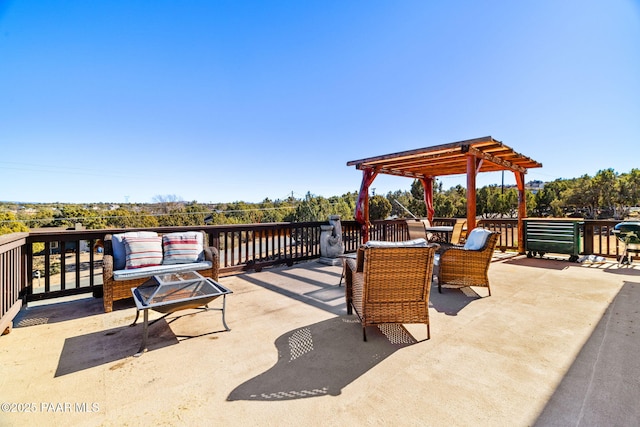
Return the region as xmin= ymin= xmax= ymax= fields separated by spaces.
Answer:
xmin=123 ymin=236 xmax=163 ymax=269
xmin=162 ymin=232 xmax=204 ymax=265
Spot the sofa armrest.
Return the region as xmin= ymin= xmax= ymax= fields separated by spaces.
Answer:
xmin=203 ymin=246 xmax=220 ymax=281
xmin=102 ymin=234 xmax=115 ymax=312
xmin=103 ymin=253 xmax=114 ymax=278
xmin=102 ymin=234 xmax=114 ymax=280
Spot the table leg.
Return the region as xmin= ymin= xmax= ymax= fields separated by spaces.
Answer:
xmin=134 ymin=308 xmax=149 ymax=357
xmin=220 ymin=295 xmax=230 ymax=331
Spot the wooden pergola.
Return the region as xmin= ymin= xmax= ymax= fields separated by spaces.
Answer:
xmin=347 ymin=136 xmax=543 ymax=253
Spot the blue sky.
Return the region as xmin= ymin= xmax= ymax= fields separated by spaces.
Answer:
xmin=1 ymin=0 xmax=639 ymax=204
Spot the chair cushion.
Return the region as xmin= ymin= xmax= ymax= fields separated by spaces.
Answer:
xmin=162 ymin=231 xmax=205 ymax=265
xmin=365 ymin=238 xmax=428 ymax=248
xmin=463 ymin=229 xmax=492 ymax=250
xmin=123 ymin=236 xmax=163 ymax=269
xmin=112 ymin=231 xmax=158 ymax=270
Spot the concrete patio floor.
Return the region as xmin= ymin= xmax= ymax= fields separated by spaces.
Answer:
xmin=1 ymin=254 xmax=639 ymax=426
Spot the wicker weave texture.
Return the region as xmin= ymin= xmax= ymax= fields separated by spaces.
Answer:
xmin=101 ymin=234 xmax=219 ymax=312
xmin=438 ymin=232 xmax=499 ymax=292
xmin=348 ymin=246 xmax=435 ymax=338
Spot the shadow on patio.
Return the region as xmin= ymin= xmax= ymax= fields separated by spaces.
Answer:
xmin=227 ymin=317 xmax=416 ymax=401
xmin=534 ymin=279 xmax=640 ymax=425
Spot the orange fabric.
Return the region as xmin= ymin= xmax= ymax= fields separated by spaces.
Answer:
xmin=420 ymin=177 xmax=435 ymax=223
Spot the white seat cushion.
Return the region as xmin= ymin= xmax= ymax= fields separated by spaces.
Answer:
xmin=113 ymin=261 xmax=212 ymax=281
xmin=365 ymin=238 xmax=428 ymax=248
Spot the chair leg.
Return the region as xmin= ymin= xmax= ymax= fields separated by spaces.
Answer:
xmin=426 ymin=323 xmax=430 ymax=340
xmin=362 ymin=326 xmax=367 ymax=342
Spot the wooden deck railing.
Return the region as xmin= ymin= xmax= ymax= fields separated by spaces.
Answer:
xmin=0 ymin=232 xmax=27 ymax=335
xmin=476 ymin=218 xmax=624 ymax=257
xmin=0 ymin=218 xmax=629 ymax=331
xmin=477 ymin=218 xmax=519 ymax=250
xmin=15 ymin=221 xmax=375 ymax=304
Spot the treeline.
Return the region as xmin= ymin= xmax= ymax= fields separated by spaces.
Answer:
xmin=1 ymin=168 xmax=639 ymax=235
xmin=0 ymin=192 xmax=359 ymax=234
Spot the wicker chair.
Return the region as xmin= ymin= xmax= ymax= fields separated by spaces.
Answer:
xmin=437 ymin=231 xmax=500 ymax=296
xmin=101 ymin=233 xmax=219 ymax=313
xmin=345 ymin=245 xmax=436 ymax=341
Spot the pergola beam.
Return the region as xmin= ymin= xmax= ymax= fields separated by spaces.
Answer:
xmin=467 ymin=146 xmax=526 ymax=173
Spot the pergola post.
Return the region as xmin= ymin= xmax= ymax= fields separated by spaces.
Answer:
xmin=515 ymin=171 xmax=526 ymax=254
xmin=466 ymin=155 xmax=477 ymax=232
xmin=355 ymin=168 xmax=378 ymax=243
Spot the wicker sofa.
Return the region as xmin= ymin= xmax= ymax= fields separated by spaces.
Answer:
xmin=437 ymin=230 xmax=500 ymax=296
xmin=101 ymin=231 xmax=219 ymax=312
xmin=345 ymin=239 xmax=437 ymax=341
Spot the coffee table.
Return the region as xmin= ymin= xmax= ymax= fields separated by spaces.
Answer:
xmin=130 ymin=271 xmax=232 ymax=356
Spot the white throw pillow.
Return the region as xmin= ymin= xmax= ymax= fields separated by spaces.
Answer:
xmin=111 ymin=231 xmax=159 ymax=270
xmin=463 ymin=229 xmax=492 ymax=250
xmin=162 ymin=231 xmax=205 ymax=265
xmin=123 ymin=236 xmax=163 ymax=269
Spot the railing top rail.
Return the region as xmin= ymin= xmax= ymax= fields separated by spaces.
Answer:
xmin=0 ymin=232 xmax=28 ymax=254
xmin=0 ymin=232 xmax=29 ymax=246
xmin=25 ymin=221 xmax=341 ymax=237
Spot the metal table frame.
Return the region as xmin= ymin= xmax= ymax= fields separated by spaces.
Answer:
xmin=130 ymin=275 xmax=232 ymax=357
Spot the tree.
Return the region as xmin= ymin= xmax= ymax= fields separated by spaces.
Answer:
xmin=592 ymin=168 xmax=618 ymax=218
xmin=565 ymin=175 xmax=598 ymax=218
xmin=617 ymin=169 xmax=640 ymax=219
xmin=19 ymin=208 xmax=56 ymax=229
xmin=291 ymin=193 xmax=333 ymax=222
xmin=386 ymin=190 xmax=415 ymax=218
xmin=534 ymin=179 xmax=571 ymax=217
xmin=368 ymin=195 xmax=392 ymax=220
xmin=152 ymin=194 xmax=184 ymax=214
xmin=447 ymin=185 xmax=467 ymax=217
xmin=105 ymin=208 xmax=159 ymax=228
xmin=0 ymin=212 xmax=29 ymax=235
xmin=406 ymin=180 xmax=427 ymax=218
xmin=53 ymin=206 xmax=107 ymax=229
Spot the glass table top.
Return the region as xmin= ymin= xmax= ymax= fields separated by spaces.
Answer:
xmin=133 ymin=272 xmax=230 ymax=308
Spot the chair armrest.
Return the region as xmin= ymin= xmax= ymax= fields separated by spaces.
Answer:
xmin=356 ymin=247 xmax=365 ymax=272
xmin=438 ymin=242 xmax=464 ymax=254
xmin=439 ymin=237 xmax=496 ymax=265
xmin=350 ymin=271 xmax=364 ymax=315
xmin=345 ymin=258 xmax=357 ymax=274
